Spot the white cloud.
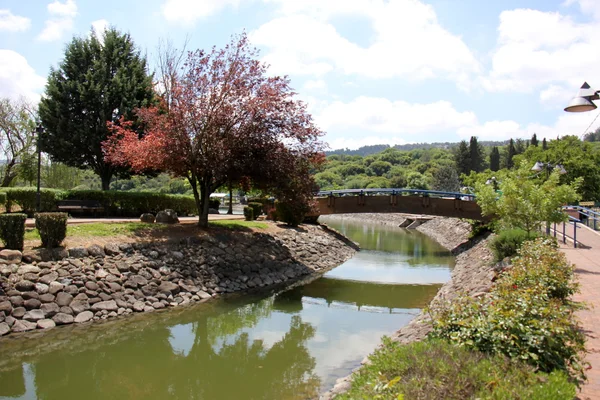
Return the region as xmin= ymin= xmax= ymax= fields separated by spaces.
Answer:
xmin=303 ymin=79 xmax=327 ymax=92
xmin=483 ymin=7 xmax=600 ymax=103
xmin=564 ymin=0 xmax=600 ymax=20
xmin=0 ymin=9 xmax=31 ymax=32
xmin=91 ymin=19 xmax=109 ymax=36
xmin=0 ymin=50 xmax=46 ymax=102
xmin=38 ymin=0 xmax=78 ymax=42
xmin=250 ymin=0 xmax=479 ymax=86
xmin=162 ymin=0 xmax=243 ymax=25
xmin=539 ymin=84 xmax=576 ymax=108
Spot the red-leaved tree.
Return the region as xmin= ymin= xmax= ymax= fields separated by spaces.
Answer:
xmin=103 ymin=33 xmax=325 ymax=227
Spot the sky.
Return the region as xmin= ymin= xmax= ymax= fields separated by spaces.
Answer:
xmin=1 ymin=0 xmax=600 ymax=150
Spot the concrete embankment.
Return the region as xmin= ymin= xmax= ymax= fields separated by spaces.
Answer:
xmin=321 ymin=214 xmax=498 ymax=399
xmin=0 ymin=224 xmax=356 ymax=338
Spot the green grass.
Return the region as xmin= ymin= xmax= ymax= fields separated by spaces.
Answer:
xmin=24 ymin=222 xmax=160 ymax=241
xmin=338 ymin=338 xmax=576 ymax=400
xmin=208 ymin=220 xmax=268 ymax=230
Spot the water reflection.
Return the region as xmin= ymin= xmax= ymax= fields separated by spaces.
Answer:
xmin=0 ymin=218 xmax=453 ymax=399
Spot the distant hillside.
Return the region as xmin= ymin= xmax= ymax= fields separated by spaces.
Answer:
xmin=326 ymin=140 xmax=510 ymax=156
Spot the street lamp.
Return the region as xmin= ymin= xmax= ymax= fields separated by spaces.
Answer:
xmin=565 ymin=82 xmax=600 ymax=113
xmin=531 ymin=161 xmax=567 ymax=177
xmin=35 ymin=124 xmax=44 ymax=213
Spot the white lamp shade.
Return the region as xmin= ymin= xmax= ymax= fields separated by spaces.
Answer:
xmin=531 ymin=161 xmax=544 ymax=172
xmin=564 ymin=96 xmax=597 ymax=113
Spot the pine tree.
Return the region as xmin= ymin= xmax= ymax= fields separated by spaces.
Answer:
xmin=469 ymin=136 xmax=486 ymax=172
xmin=531 ymin=133 xmax=539 ymax=147
xmin=515 ymin=138 xmax=526 ymax=155
xmin=454 ymin=140 xmax=471 ymax=176
xmin=489 ymin=146 xmax=500 ymax=172
xmin=542 ymin=138 xmax=548 ymax=150
xmin=503 ymin=139 xmax=516 ymax=169
xmin=39 ymin=28 xmax=154 ymax=190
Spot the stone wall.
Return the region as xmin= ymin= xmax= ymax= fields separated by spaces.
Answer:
xmin=0 ymin=224 xmax=356 ymax=338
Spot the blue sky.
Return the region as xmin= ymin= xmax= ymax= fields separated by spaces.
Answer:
xmin=1 ymin=0 xmax=600 ymax=150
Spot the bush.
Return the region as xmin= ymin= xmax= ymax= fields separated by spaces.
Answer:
xmin=339 ymin=338 xmax=576 ymax=400
xmin=35 ymin=212 xmax=68 ymax=248
xmin=276 ymin=201 xmax=306 ymax=227
xmin=0 ymin=187 xmax=66 ymax=216
xmin=430 ymin=238 xmax=585 ymax=383
xmin=490 ymin=228 xmax=538 ymax=261
xmin=243 ymin=206 xmax=253 ymax=221
xmin=208 ymin=198 xmax=220 ymax=210
xmin=0 ymin=213 xmax=27 ymax=250
xmin=0 ymin=192 xmax=6 ymax=209
xmin=248 ymin=202 xmax=263 ymax=220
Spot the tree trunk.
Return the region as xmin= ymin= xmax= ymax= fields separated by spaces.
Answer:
xmin=228 ymin=183 xmax=233 ymax=215
xmin=99 ymin=171 xmax=112 ymax=191
xmin=0 ymin=161 xmax=16 ymax=187
xmin=198 ymin=179 xmax=211 ymax=228
xmin=188 ymin=175 xmax=202 ymax=222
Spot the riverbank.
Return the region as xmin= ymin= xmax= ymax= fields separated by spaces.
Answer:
xmin=0 ymin=223 xmax=356 ymax=338
xmin=320 ymin=214 xmax=497 ymax=398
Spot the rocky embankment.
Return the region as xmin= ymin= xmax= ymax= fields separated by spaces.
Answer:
xmin=0 ymin=224 xmax=356 ymax=338
xmin=322 ymin=214 xmax=498 ymax=399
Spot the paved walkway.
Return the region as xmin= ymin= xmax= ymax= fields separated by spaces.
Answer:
xmin=557 ymin=222 xmax=600 ymax=399
xmin=24 ymin=214 xmax=245 ymax=227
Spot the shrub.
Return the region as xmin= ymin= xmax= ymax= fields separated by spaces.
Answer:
xmin=267 ymin=208 xmax=278 ymax=222
xmin=0 ymin=192 xmax=6 ymax=209
xmin=0 ymin=187 xmax=66 ymax=216
xmin=248 ymin=202 xmax=263 ymax=220
xmin=0 ymin=213 xmax=27 ymax=250
xmin=208 ymin=198 xmax=220 ymax=210
xmin=490 ymin=228 xmax=538 ymax=261
xmin=35 ymin=212 xmax=68 ymax=248
xmin=276 ymin=201 xmax=306 ymax=227
xmin=339 ymin=338 xmax=576 ymax=400
xmin=430 ymin=238 xmax=585 ymax=382
xmin=243 ymin=206 xmax=253 ymax=221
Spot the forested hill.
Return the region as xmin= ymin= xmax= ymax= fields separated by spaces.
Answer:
xmin=326 ymin=141 xmax=510 ymax=156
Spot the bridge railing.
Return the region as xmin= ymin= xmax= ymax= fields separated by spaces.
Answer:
xmin=562 ymin=205 xmax=600 ymax=231
xmin=315 ymin=188 xmax=476 ymax=201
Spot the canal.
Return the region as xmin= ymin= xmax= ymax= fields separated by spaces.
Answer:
xmin=0 ymin=217 xmax=454 ymax=399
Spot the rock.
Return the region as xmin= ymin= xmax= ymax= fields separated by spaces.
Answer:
xmin=59 ymin=306 xmax=73 ymax=315
xmin=132 ymin=301 xmax=145 ymax=312
xmin=0 ymin=249 xmax=22 ymax=263
xmin=91 ymin=300 xmax=118 ymax=312
xmin=74 ymin=293 xmax=89 ymax=301
xmin=39 ymin=272 xmax=59 ymax=285
xmin=41 ymin=302 xmax=60 ymax=317
xmin=155 ymin=209 xmax=179 ymax=224
xmin=5 ymin=316 xmax=15 ymax=327
xmin=11 ymin=319 xmax=36 ymax=332
xmin=9 ymin=296 xmax=24 ymax=307
xmin=39 ymin=293 xmax=56 ymax=303
xmin=35 ymin=282 xmax=49 ymax=294
xmin=158 ymin=281 xmax=180 ymax=295
xmin=17 ymin=265 xmax=40 ymax=274
xmin=197 ymin=290 xmax=212 ymax=300
xmin=85 ymin=281 xmax=99 ymax=291
xmin=11 ymin=307 xmax=26 ymax=318
xmin=21 ymin=291 xmax=39 ymax=300
xmin=68 ymin=247 xmax=88 ymax=258
xmin=143 ymin=305 xmax=154 ymax=312
xmin=152 ymin=301 xmax=165 ymax=309
xmin=95 ymin=269 xmax=109 ymax=279
xmin=107 ymin=282 xmax=122 ymax=292
xmin=86 ymin=245 xmax=105 ymax=258
xmin=140 ymin=213 xmax=155 ymax=223
xmin=74 ymin=311 xmax=93 ymax=323
xmin=0 ymin=301 xmax=12 ymax=314
xmin=52 ymin=248 xmax=69 ymax=260
xmin=98 ymin=293 xmax=112 ymax=301
xmin=23 ymin=299 xmax=41 ymax=310
xmin=15 ymin=280 xmax=35 ymax=292
xmin=55 ymin=292 xmax=73 ymax=307
xmin=48 ymin=281 xmax=64 ymax=294
xmin=0 ymin=322 xmax=9 ymax=336
xmin=37 ymin=319 xmax=56 ymax=329
xmin=52 ymin=313 xmax=74 ymax=325
xmin=23 ymin=309 xmax=45 ymax=322
xmin=104 ymin=243 xmax=120 ymax=256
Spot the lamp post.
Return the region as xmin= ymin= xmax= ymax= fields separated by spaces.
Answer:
xmin=565 ymin=82 xmax=600 ymax=113
xmin=35 ymin=124 xmax=44 ymax=213
xmin=531 ymin=161 xmax=567 ymax=178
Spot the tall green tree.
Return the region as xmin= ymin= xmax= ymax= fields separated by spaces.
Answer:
xmin=542 ymin=138 xmax=548 ymax=150
xmin=0 ymin=98 xmax=36 ymax=187
xmin=38 ymin=28 xmax=154 ymax=190
xmin=454 ymin=140 xmax=471 ymax=176
xmin=489 ymin=146 xmax=500 ymax=172
xmin=530 ymin=133 xmax=539 ymax=147
xmin=503 ymin=139 xmax=516 ymax=169
xmin=469 ymin=136 xmax=486 ymax=172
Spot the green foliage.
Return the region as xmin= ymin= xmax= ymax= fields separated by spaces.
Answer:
xmin=490 ymin=228 xmax=539 ymax=261
xmin=489 ymin=146 xmax=500 ymax=171
xmin=406 ymin=171 xmax=429 ymax=190
xmin=431 ymin=238 xmax=585 ymax=382
xmin=0 ymin=192 xmax=6 ymax=208
xmin=243 ymin=206 xmax=254 ymax=221
xmin=35 ymin=212 xmax=68 ymax=248
xmin=208 ymin=198 xmax=220 ymax=210
xmin=0 ymin=187 xmax=66 ymax=216
xmin=338 ymin=338 xmax=576 ymax=400
xmin=247 ymin=202 xmax=263 ymax=220
xmin=454 ymin=139 xmax=471 ymax=176
xmin=209 ymin=220 xmax=267 ymax=230
xmin=276 ymin=201 xmax=306 ymax=226
xmin=39 ymin=27 xmax=154 ymax=189
xmin=430 ymin=166 xmax=460 ymax=192
xmin=0 ymin=213 xmax=26 ymax=250
xmin=503 ymin=138 xmax=516 ymax=169
xmin=475 ymin=161 xmax=581 ymax=234
xmin=367 ymin=160 xmax=392 ymax=176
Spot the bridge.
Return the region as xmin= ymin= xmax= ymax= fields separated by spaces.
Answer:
xmin=313 ymin=188 xmax=487 ymax=220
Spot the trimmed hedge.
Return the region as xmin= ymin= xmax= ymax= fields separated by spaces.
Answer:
xmin=490 ymin=228 xmax=539 ymax=261
xmin=0 ymin=188 xmax=66 ymax=216
xmin=0 ymin=213 xmax=27 ymax=250
xmin=276 ymin=201 xmax=307 ymax=227
xmin=208 ymin=199 xmax=220 ymax=210
xmin=35 ymin=212 xmax=68 ymax=248
xmin=248 ymin=202 xmax=263 ymax=220
xmin=243 ymin=206 xmax=254 ymax=221
xmin=0 ymin=192 xmax=6 ymax=208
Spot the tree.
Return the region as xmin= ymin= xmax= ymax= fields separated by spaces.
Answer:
xmin=475 ymin=161 xmax=581 ymax=235
xmin=489 ymin=146 xmax=500 ymax=172
xmin=431 ymin=166 xmax=460 ymax=192
xmin=454 ymin=140 xmax=470 ymax=176
xmin=0 ymin=98 xmax=36 ymax=187
xmin=502 ymin=139 xmax=516 ymax=169
xmin=38 ymin=28 xmax=154 ymax=190
xmin=104 ymin=34 xmax=324 ymax=227
xmin=469 ymin=136 xmax=486 ymax=173
xmin=367 ymin=160 xmax=392 ymax=177
xmin=531 ymin=133 xmax=539 ymax=147
xmin=583 ymin=127 xmax=600 ymax=142
xmin=542 ymin=138 xmax=548 ymax=150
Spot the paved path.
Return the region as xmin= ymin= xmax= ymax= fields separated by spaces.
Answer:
xmin=557 ymin=222 xmax=600 ymax=399
xmin=24 ymin=214 xmax=245 ymax=227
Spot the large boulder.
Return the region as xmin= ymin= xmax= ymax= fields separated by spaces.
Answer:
xmin=155 ymin=209 xmax=179 ymax=224
xmin=140 ymin=213 xmax=155 ymax=223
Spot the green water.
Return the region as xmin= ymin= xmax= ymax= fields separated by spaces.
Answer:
xmin=0 ymin=218 xmax=454 ymax=400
